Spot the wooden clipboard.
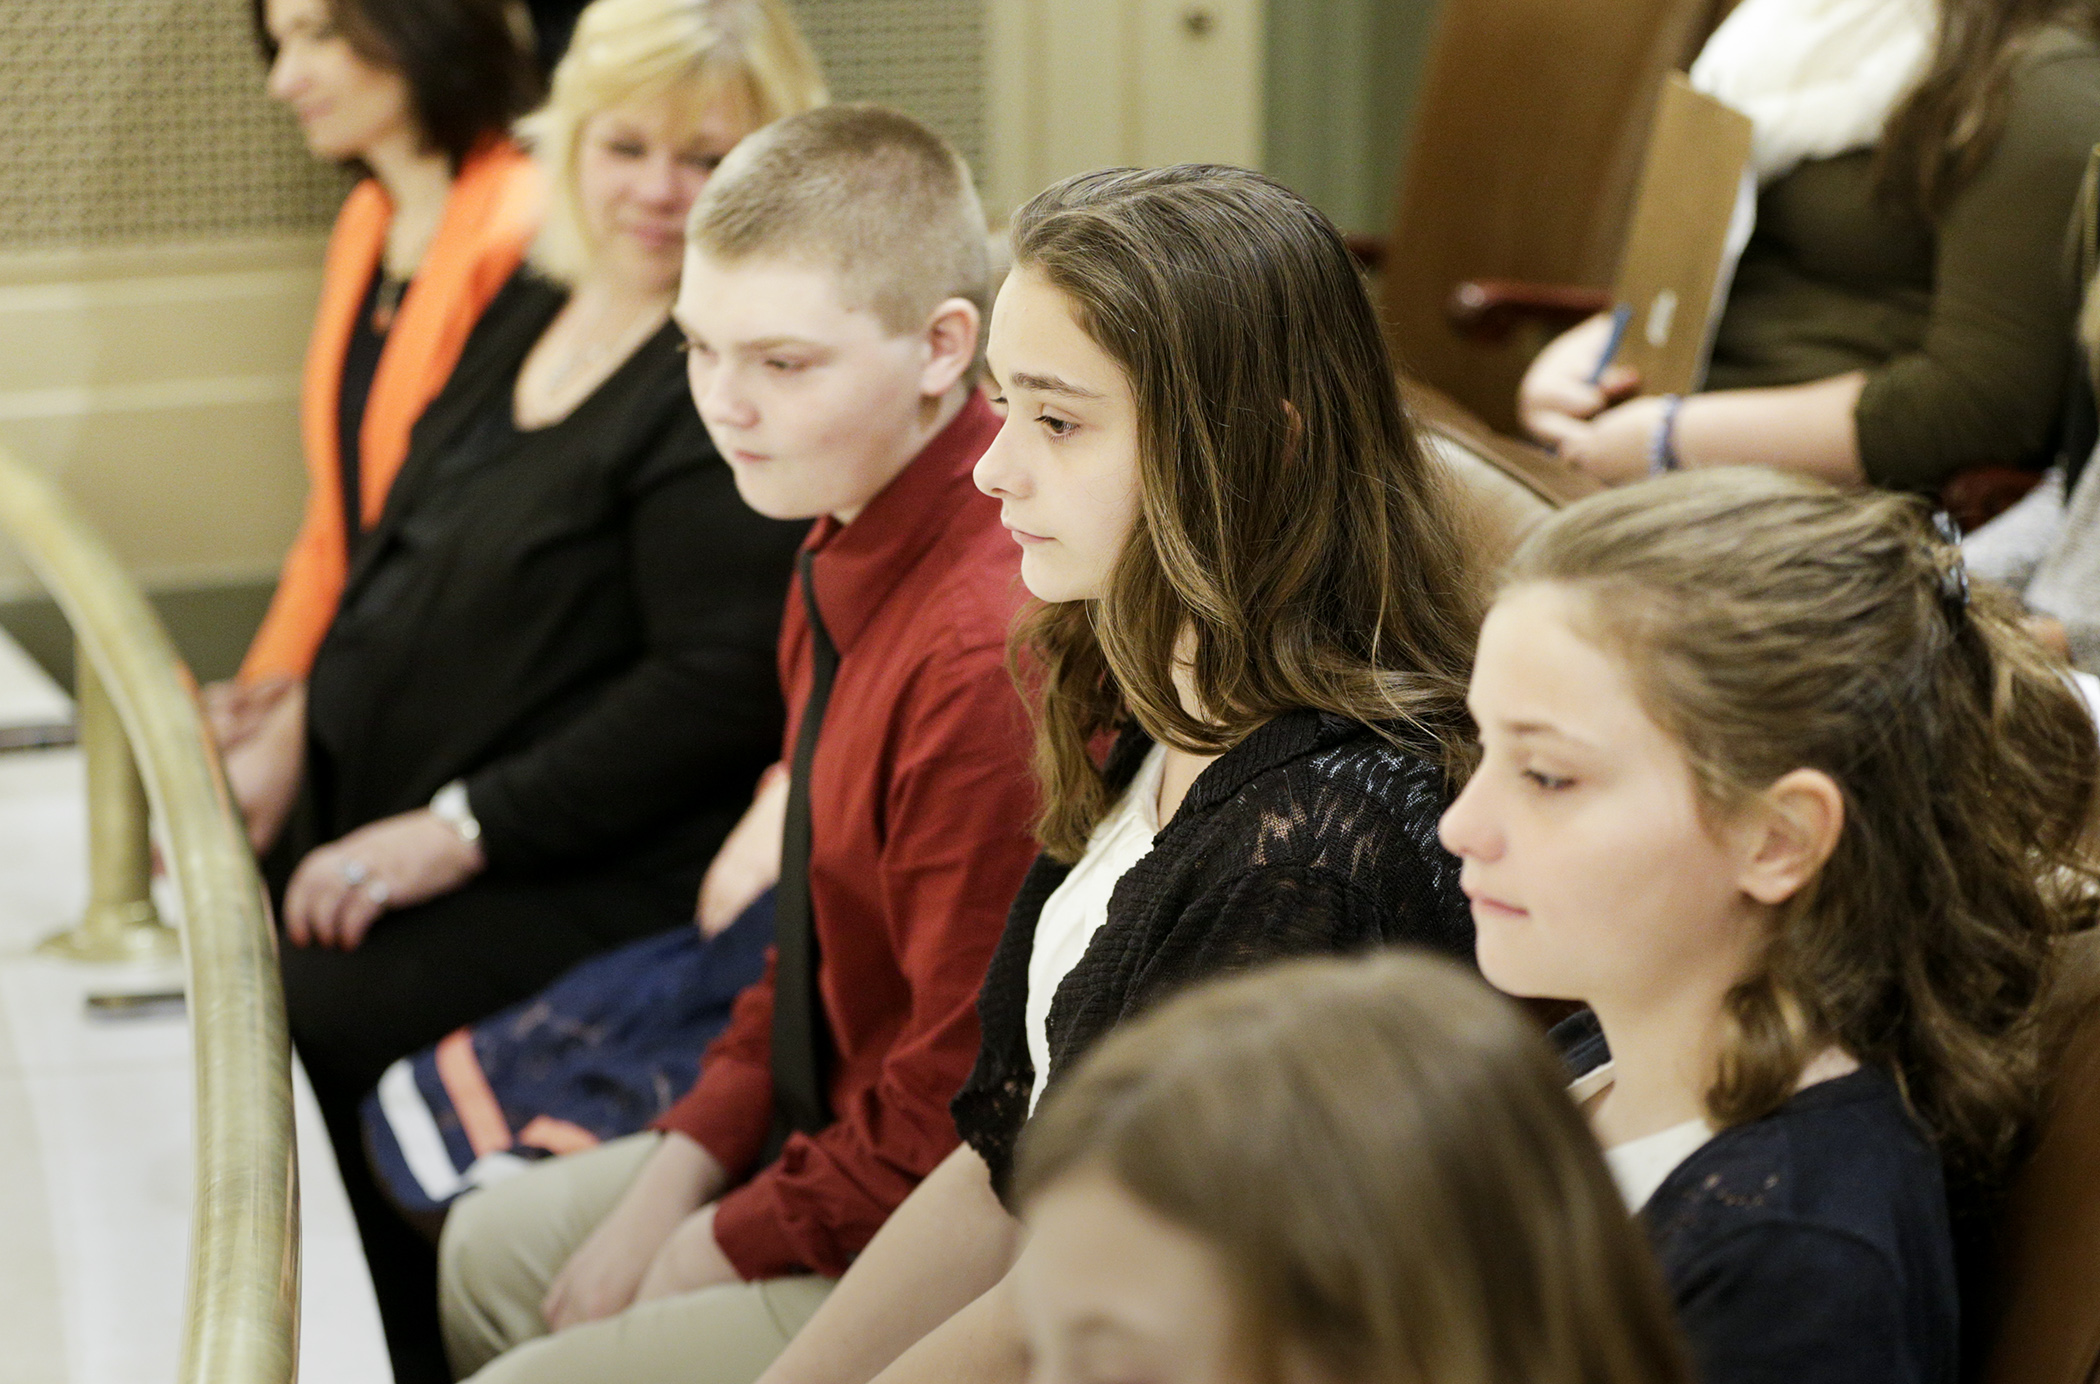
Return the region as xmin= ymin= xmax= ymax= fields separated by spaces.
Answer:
xmin=1609 ymin=74 xmax=1755 ymax=396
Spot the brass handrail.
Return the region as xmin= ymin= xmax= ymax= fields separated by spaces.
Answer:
xmin=0 ymin=445 xmax=296 ymax=1384
xmin=39 ymin=650 xmax=182 ymax=965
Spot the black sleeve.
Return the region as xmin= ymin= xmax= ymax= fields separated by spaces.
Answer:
xmin=1140 ymin=806 xmax=1471 ymax=995
xmin=463 ymin=413 xmax=804 ymax=869
xmin=1672 ymin=1222 xmax=1924 ymax=1384
xmin=1053 ymin=774 xmax=1471 ymax=1096
xmin=1153 ymin=863 xmax=1388 ymax=981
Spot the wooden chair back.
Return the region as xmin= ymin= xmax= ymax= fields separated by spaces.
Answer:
xmin=1379 ymin=0 xmax=1726 ymax=433
xmin=1982 ymin=927 xmax=2100 ymax=1384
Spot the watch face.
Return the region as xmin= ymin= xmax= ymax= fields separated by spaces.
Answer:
xmin=431 ymin=782 xmax=480 ymax=841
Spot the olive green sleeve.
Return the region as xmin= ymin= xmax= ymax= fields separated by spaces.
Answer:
xmin=1855 ymin=42 xmax=2100 ymax=491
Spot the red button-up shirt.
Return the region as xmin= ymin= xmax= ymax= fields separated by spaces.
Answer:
xmin=656 ymin=394 xmax=1039 ymax=1278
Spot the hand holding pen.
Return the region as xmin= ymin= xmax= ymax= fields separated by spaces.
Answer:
xmin=1516 ymin=306 xmax=1645 ymax=450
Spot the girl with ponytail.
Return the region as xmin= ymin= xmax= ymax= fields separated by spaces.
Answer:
xmin=1439 ymin=467 xmax=2098 ymax=1384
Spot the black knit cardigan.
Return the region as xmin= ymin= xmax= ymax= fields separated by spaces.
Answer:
xmin=952 ymin=708 xmax=1475 ymax=1199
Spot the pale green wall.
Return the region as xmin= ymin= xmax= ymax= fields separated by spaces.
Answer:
xmin=1263 ymin=0 xmax=1443 ymax=235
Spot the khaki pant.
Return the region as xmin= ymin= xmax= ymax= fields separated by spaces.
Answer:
xmin=440 ymin=1133 xmax=835 ymax=1384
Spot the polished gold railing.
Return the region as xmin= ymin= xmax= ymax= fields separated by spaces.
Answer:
xmin=0 ymin=445 xmax=296 ymax=1384
xmin=39 ymin=651 xmax=182 ymax=966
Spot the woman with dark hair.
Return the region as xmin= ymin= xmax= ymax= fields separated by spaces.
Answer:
xmin=1443 ymin=468 xmax=2099 ymax=1381
xmin=745 ymin=163 xmax=1480 ymax=1384
xmin=209 ymin=0 xmax=542 ymax=847
xmin=1520 ymin=0 xmax=2100 ymax=495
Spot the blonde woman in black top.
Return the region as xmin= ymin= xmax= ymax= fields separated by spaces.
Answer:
xmin=274 ymin=4 xmax=823 ymax=1378
xmin=752 ymin=165 xmax=1478 ymax=1384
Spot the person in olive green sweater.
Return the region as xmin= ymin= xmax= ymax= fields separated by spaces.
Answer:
xmin=1521 ymin=0 xmax=2100 ymax=494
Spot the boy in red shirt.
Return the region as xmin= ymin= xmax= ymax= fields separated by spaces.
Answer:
xmin=438 ymin=105 xmax=1038 ymax=1384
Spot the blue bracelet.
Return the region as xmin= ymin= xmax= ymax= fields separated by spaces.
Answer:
xmin=1649 ymin=394 xmax=1684 ymax=476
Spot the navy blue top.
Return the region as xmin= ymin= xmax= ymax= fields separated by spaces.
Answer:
xmin=1560 ymin=1012 xmax=1960 ymax=1384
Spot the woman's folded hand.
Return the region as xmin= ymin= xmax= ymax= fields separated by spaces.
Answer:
xmin=219 ymin=681 xmax=306 ymax=855
xmin=201 ymin=674 xmax=298 ymax=751
xmin=282 ymin=807 xmax=487 ymax=950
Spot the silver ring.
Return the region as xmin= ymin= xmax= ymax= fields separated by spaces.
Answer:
xmin=363 ymin=877 xmax=392 ymax=908
xmin=339 ymin=859 xmax=370 ymax=887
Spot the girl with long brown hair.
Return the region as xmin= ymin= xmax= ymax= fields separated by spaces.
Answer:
xmin=1519 ymin=0 xmax=2100 ymax=498
xmin=1441 ymin=467 xmax=2099 ymax=1383
xmin=747 ymin=163 xmax=1480 ymax=1384
xmin=1014 ymin=951 xmax=1693 ymax=1384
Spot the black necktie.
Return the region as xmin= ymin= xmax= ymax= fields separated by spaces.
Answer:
xmin=764 ymin=548 xmax=839 ymax=1163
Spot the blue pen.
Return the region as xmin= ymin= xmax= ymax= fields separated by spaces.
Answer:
xmin=1588 ymin=304 xmax=1634 ymax=385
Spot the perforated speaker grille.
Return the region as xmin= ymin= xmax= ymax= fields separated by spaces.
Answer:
xmin=792 ymin=0 xmax=985 ymax=183
xmin=0 ymin=0 xmax=349 ymax=251
xmin=0 ymin=0 xmax=984 ymax=253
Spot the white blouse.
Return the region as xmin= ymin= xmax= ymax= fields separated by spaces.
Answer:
xmin=1570 ymin=1061 xmax=1715 ymax=1212
xmin=1024 ymin=744 xmax=1168 ymax=1116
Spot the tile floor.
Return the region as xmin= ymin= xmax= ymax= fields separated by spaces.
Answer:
xmin=0 ymin=632 xmax=389 ymax=1383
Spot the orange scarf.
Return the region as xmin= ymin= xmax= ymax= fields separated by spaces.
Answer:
xmin=240 ymin=139 xmax=541 ymax=682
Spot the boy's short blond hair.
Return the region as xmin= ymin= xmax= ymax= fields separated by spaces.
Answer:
xmin=686 ymin=103 xmax=991 ymax=333
xmin=520 ymin=0 xmax=828 ymax=284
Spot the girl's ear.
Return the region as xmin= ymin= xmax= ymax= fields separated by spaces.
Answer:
xmin=1735 ymin=768 xmax=1845 ymax=906
xmin=920 ymin=296 xmax=982 ymax=399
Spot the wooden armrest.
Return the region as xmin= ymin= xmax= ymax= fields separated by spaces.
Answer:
xmin=1446 ymin=280 xmax=1612 ymax=343
xmin=1940 ymin=465 xmax=2046 ymax=535
xmin=1400 ymin=376 xmax=1601 ymax=510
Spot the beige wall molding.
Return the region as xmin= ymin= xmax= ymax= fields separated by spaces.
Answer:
xmin=0 ymin=376 xmax=299 ymax=427
xmin=0 ymin=235 xmax=322 ymax=602
xmin=0 ymin=235 xmax=328 ymax=285
xmin=983 ymin=0 xmax=1266 ymax=220
xmin=0 ymin=266 xmax=323 ymax=315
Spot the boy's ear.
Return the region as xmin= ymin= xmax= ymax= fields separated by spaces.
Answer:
xmin=919 ymin=296 xmax=982 ymax=400
xmin=1734 ymin=767 xmax=1844 ymax=907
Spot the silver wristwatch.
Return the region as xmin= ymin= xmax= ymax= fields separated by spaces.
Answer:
xmin=429 ymin=779 xmax=483 ymax=844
